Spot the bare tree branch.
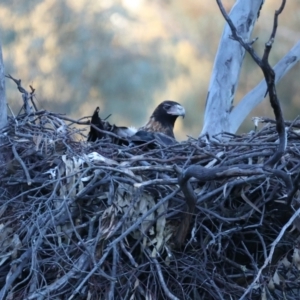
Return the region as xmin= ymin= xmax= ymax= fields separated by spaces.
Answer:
xmin=6 ymin=74 xmax=37 ymax=114
xmin=230 ymin=40 xmax=300 ymax=133
xmin=215 ymin=0 xmax=286 ymax=167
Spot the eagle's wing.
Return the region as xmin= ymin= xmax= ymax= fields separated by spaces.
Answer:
xmin=129 ymin=130 xmax=177 ymax=146
xmin=87 ymin=107 xmax=104 ymax=142
xmin=88 ymin=107 xmax=136 ymax=143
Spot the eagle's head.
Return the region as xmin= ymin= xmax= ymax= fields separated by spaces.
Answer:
xmin=142 ymin=100 xmax=185 ymax=138
xmin=152 ymin=100 xmax=185 ymax=121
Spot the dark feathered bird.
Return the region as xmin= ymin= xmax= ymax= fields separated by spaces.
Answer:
xmin=87 ymin=107 xmax=104 ymax=142
xmin=87 ymin=107 xmax=136 ymax=143
xmin=87 ymin=100 xmax=185 ymax=146
xmin=129 ymin=130 xmax=177 ymax=146
xmin=138 ymin=100 xmax=185 ymax=139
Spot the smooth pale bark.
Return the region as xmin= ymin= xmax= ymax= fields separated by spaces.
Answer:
xmin=0 ymin=40 xmax=6 ymax=129
xmin=229 ymin=40 xmax=300 ymax=133
xmin=0 ymin=39 xmax=7 ymax=177
xmin=201 ymin=0 xmax=263 ymax=137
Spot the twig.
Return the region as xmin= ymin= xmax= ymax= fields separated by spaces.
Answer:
xmin=12 ymin=144 xmax=32 ymax=185
xmin=120 ymin=241 xmax=138 ymax=267
xmin=27 ymin=251 xmax=90 ymax=300
xmin=108 ymin=244 xmax=117 ymax=300
xmin=6 ymin=74 xmax=37 ymax=114
xmin=150 ymin=254 xmax=180 ymax=300
xmin=0 ymin=249 xmax=32 ymax=300
xmin=239 ymin=205 xmax=300 ymax=299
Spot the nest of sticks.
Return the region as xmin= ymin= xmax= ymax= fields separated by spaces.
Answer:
xmin=1 ymin=107 xmax=300 ymax=300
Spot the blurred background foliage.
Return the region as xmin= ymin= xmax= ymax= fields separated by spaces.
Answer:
xmin=0 ymin=0 xmax=299 ymax=140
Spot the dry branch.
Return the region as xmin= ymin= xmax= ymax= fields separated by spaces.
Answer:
xmin=216 ymin=0 xmax=286 ymax=168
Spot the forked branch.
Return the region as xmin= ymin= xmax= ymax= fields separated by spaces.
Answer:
xmin=216 ymin=0 xmax=287 ymax=168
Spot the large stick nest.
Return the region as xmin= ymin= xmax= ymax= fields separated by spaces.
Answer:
xmin=1 ymin=110 xmax=300 ymax=300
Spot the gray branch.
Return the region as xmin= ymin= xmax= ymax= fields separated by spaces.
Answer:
xmin=229 ymin=40 xmax=300 ymax=133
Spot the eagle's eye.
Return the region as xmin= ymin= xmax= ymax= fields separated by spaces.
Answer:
xmin=164 ymin=104 xmax=171 ymax=110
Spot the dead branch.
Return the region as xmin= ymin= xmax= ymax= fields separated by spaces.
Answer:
xmin=216 ymin=0 xmax=286 ymax=167
xmin=6 ymin=74 xmax=37 ymax=114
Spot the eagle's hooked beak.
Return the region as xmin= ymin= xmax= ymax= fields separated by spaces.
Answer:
xmin=167 ymin=104 xmax=185 ymax=118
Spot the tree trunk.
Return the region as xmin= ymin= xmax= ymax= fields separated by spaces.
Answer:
xmin=0 ymin=38 xmax=7 ymax=176
xmin=0 ymin=39 xmax=6 ymax=129
xmin=201 ymin=0 xmax=263 ymax=137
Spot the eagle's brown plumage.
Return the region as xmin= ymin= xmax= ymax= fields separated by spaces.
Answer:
xmin=138 ymin=100 xmax=185 ymax=139
xmin=87 ymin=107 xmax=136 ymax=143
xmin=87 ymin=100 xmax=185 ymax=146
xmin=87 ymin=107 xmax=104 ymax=142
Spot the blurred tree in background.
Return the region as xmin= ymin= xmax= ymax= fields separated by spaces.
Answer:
xmin=0 ymin=0 xmax=299 ymax=140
